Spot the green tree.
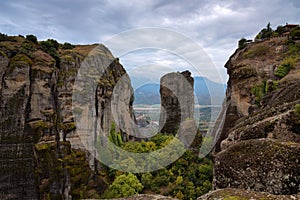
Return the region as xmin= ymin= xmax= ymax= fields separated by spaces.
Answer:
xmin=40 ymin=39 xmax=60 ymax=67
xmin=291 ymin=26 xmax=300 ymax=40
xmin=196 ymin=180 xmax=212 ymax=196
xmin=238 ymin=38 xmax=247 ymax=49
xmin=141 ymin=173 xmax=154 ymax=189
xmin=256 ymin=22 xmax=273 ymax=39
xmin=104 ymin=173 xmax=143 ymax=198
xmin=0 ymin=33 xmax=9 ymax=41
xmin=62 ymin=42 xmax=75 ymax=49
xmin=26 ymin=34 xmax=38 ymax=44
xmin=275 ymin=25 xmax=286 ymax=35
xmin=150 ymin=133 xmax=174 ymax=148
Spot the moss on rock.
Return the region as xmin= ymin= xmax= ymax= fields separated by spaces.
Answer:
xmin=8 ymin=53 xmax=32 ymax=73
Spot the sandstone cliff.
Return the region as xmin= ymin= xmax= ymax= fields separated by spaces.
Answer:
xmin=213 ymin=35 xmax=300 ymax=196
xmin=0 ymin=35 xmax=135 ymax=199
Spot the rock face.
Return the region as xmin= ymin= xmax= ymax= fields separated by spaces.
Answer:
xmin=159 ymin=70 xmax=194 ymax=134
xmin=197 ymin=188 xmax=300 ymax=200
xmin=214 ymin=37 xmax=300 ymax=195
xmin=0 ymin=36 xmax=136 ymax=199
xmin=107 ymin=194 xmax=177 ymax=200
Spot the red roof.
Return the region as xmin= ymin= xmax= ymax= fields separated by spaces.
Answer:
xmin=285 ymin=23 xmax=299 ymax=27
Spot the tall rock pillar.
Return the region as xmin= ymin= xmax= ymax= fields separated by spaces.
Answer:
xmin=159 ymin=70 xmax=194 ymax=134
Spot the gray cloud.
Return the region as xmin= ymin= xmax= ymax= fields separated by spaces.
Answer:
xmin=0 ymin=0 xmax=299 ymax=83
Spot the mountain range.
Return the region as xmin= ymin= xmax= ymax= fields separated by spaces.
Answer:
xmin=133 ymin=76 xmax=226 ymax=105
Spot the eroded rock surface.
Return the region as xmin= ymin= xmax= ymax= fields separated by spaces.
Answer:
xmin=214 ymin=37 xmax=300 ymax=195
xmin=159 ymin=70 xmax=194 ymax=134
xmin=0 ymin=36 xmax=136 ymax=199
xmin=197 ymin=188 xmax=300 ymax=200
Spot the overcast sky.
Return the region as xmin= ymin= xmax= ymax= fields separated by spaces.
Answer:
xmin=0 ymin=0 xmax=299 ymax=85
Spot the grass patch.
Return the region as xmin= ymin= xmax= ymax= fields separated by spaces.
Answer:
xmin=243 ymin=45 xmax=269 ymax=59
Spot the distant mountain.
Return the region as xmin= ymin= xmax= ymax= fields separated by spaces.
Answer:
xmin=134 ymin=83 xmax=160 ymax=105
xmin=194 ymin=76 xmax=226 ymax=105
xmin=133 ymin=76 xmax=226 ymax=105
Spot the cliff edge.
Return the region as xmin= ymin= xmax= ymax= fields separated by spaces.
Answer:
xmin=214 ymin=29 xmax=300 ymax=196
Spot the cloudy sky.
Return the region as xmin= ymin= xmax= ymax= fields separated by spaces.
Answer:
xmin=0 ymin=0 xmax=299 ymax=85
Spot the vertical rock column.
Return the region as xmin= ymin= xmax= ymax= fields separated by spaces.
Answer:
xmin=159 ymin=70 xmax=194 ymax=134
xmin=0 ymin=53 xmax=37 ymax=199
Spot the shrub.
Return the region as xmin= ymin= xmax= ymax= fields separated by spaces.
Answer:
xmin=255 ymin=22 xmax=273 ymax=40
xmin=274 ymin=57 xmax=297 ymax=78
xmin=40 ymin=39 xmax=59 ymax=50
xmin=40 ymin=39 xmax=60 ymax=68
xmin=62 ymin=42 xmax=75 ymax=50
xmin=275 ymin=25 xmax=286 ymax=35
xmin=108 ymin=122 xmax=123 ymax=147
xmin=103 ymin=173 xmax=143 ymax=198
xmin=251 ymin=81 xmax=267 ymax=105
xmin=291 ymin=26 xmax=300 ymax=40
xmin=238 ymin=38 xmax=247 ymax=49
xmin=0 ymin=33 xmax=9 ymax=41
xmin=287 ymin=42 xmax=300 ymax=56
xmin=26 ymin=34 xmax=38 ymax=44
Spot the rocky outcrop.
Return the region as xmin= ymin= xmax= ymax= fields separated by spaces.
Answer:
xmin=0 ymin=36 xmax=136 ymax=199
xmin=105 ymin=194 xmax=177 ymax=200
xmin=214 ymin=139 xmax=300 ymax=194
xmin=197 ymin=188 xmax=300 ymax=200
xmin=214 ymin=37 xmax=300 ymax=195
xmin=159 ymin=70 xmax=194 ymax=134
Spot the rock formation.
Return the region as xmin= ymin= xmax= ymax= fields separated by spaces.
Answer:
xmin=213 ymin=36 xmax=300 ymax=195
xmin=159 ymin=70 xmax=194 ymax=134
xmin=197 ymin=188 xmax=300 ymax=200
xmin=0 ymin=36 xmax=136 ymax=199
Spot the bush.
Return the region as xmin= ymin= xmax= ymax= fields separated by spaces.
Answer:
xmin=40 ymin=39 xmax=60 ymax=67
xmin=108 ymin=122 xmax=123 ymax=147
xmin=255 ymin=22 xmax=273 ymax=40
xmin=62 ymin=42 xmax=75 ymax=50
xmin=0 ymin=33 xmax=9 ymax=41
xmin=20 ymin=41 xmax=37 ymax=56
xmin=291 ymin=26 xmax=300 ymax=40
xmin=275 ymin=25 xmax=286 ymax=35
xmin=274 ymin=57 xmax=297 ymax=78
xmin=26 ymin=34 xmax=38 ymax=44
xmin=238 ymin=38 xmax=247 ymax=49
xmin=287 ymin=42 xmax=300 ymax=56
xmin=251 ymin=80 xmax=267 ymax=105
xmin=103 ymin=173 xmax=143 ymax=198
xmin=40 ymin=39 xmax=59 ymax=50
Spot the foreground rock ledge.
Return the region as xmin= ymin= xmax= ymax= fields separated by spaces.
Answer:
xmin=197 ymin=188 xmax=300 ymax=200
xmin=87 ymin=194 xmax=177 ymax=200
xmin=214 ymin=138 xmax=300 ymax=195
